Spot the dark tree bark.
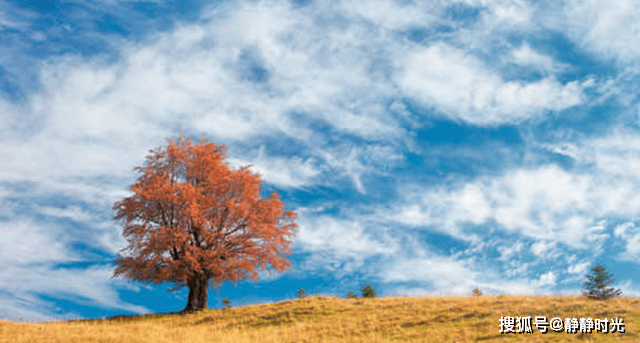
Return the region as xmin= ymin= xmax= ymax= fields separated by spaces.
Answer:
xmin=181 ymin=276 xmax=195 ymax=313
xmin=196 ymin=276 xmax=209 ymax=311
xmin=180 ymin=274 xmax=210 ymax=313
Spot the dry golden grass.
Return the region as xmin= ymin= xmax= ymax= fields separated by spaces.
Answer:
xmin=1 ymin=295 xmax=637 ymax=343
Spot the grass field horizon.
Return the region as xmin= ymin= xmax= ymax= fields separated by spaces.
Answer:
xmin=1 ymin=294 xmax=636 ymax=342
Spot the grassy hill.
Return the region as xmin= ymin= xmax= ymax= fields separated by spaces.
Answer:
xmin=1 ymin=295 xmax=637 ymax=342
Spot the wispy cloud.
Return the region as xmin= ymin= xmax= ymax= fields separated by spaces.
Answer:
xmin=383 ymin=163 xmax=639 ymax=249
xmin=560 ymin=0 xmax=640 ymax=62
xmin=400 ymin=43 xmax=585 ymax=125
xmin=510 ymin=42 xmax=568 ymax=73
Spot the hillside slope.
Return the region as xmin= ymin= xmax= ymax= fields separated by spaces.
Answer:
xmin=1 ymin=295 xmax=637 ymax=342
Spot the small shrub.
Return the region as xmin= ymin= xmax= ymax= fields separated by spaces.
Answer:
xmin=346 ymin=291 xmax=358 ymax=299
xmin=471 ymin=287 xmax=482 ymax=296
xmin=222 ymin=298 xmax=231 ymax=309
xmin=297 ymin=288 xmax=306 ymax=298
xmin=361 ymin=283 xmax=376 ymax=298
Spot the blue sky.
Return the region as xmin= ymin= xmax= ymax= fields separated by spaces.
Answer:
xmin=2 ymin=0 xmax=640 ymax=323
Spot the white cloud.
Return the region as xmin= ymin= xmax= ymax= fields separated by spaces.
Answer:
xmin=295 ymin=213 xmax=397 ymax=259
xmin=567 ymin=261 xmax=590 ymax=275
xmin=535 ymin=271 xmax=557 ymax=287
xmin=0 ymin=264 xmax=149 ymax=322
xmin=313 ymin=143 xmax=406 ymax=193
xmin=227 ymin=145 xmax=322 ymax=189
xmin=381 ymin=257 xmax=481 ymax=294
xmin=540 ymin=142 xmax=582 ymax=160
xmin=456 ymin=184 xmax=492 ymax=225
xmin=0 ymin=1 xmax=36 ymax=34
xmin=622 ymin=232 xmax=640 ymax=257
xmin=561 ymin=0 xmax=640 ymax=62
xmin=504 ymin=262 xmax=529 ymax=277
xmin=578 ymin=130 xmax=640 ymax=181
xmin=0 ymin=216 xmax=147 ymax=321
xmin=96 ymin=225 xmax=127 ymax=255
xmin=534 ymin=129 xmax=640 ymax=262
xmin=614 ymin=222 xmax=634 ymax=238
xmin=340 ymin=0 xmax=433 ymax=30
xmin=0 ymin=294 xmax=67 ymax=323
xmin=498 ymin=241 xmax=523 ymax=261
xmin=383 ymin=163 xmax=640 ymax=251
xmin=380 ymin=254 xmax=568 ymax=297
xmin=34 ymin=205 xmax=99 ymax=223
xmin=257 ymin=268 xmax=287 ymax=282
xmin=315 ymin=146 xmax=368 ymax=194
xmin=372 ymin=127 xmax=640 ymax=283
xmin=0 ymin=218 xmax=80 ymax=264
xmin=0 ymin=99 xmax=25 ymax=137
xmin=0 ymin=0 xmax=416 ymax=202
xmin=399 ymin=43 xmax=583 ymax=126
xmin=530 ymin=240 xmax=559 ymax=259
xmin=0 ymin=15 xmax=24 ymax=31
xmin=615 ymin=279 xmax=640 ymax=298
xmin=510 ymin=42 xmax=566 ymax=73
xmin=490 ymin=0 xmax=531 ymax=25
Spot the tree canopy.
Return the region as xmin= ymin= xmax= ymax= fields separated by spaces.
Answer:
xmin=582 ymin=263 xmax=622 ymax=300
xmin=111 ymin=133 xmax=298 ymax=313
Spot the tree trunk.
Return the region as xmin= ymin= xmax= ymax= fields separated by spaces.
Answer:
xmin=181 ymin=276 xmax=196 ymax=314
xmin=181 ymin=274 xmax=208 ymax=313
xmin=196 ymin=276 xmax=209 ymax=311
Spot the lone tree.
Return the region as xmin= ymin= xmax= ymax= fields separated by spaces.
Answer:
xmin=111 ymin=134 xmax=298 ymax=314
xmin=361 ymin=283 xmax=376 ymax=298
xmin=297 ymin=288 xmax=306 ymax=298
xmin=582 ymin=263 xmax=622 ymax=300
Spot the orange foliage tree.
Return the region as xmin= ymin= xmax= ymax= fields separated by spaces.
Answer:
xmin=111 ymin=134 xmax=298 ymax=313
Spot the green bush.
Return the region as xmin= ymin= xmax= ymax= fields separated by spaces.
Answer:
xmin=346 ymin=291 xmax=358 ymax=299
xmin=360 ymin=283 xmax=376 ymax=298
xmin=297 ymin=288 xmax=306 ymax=298
xmin=222 ymin=298 xmax=231 ymax=309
